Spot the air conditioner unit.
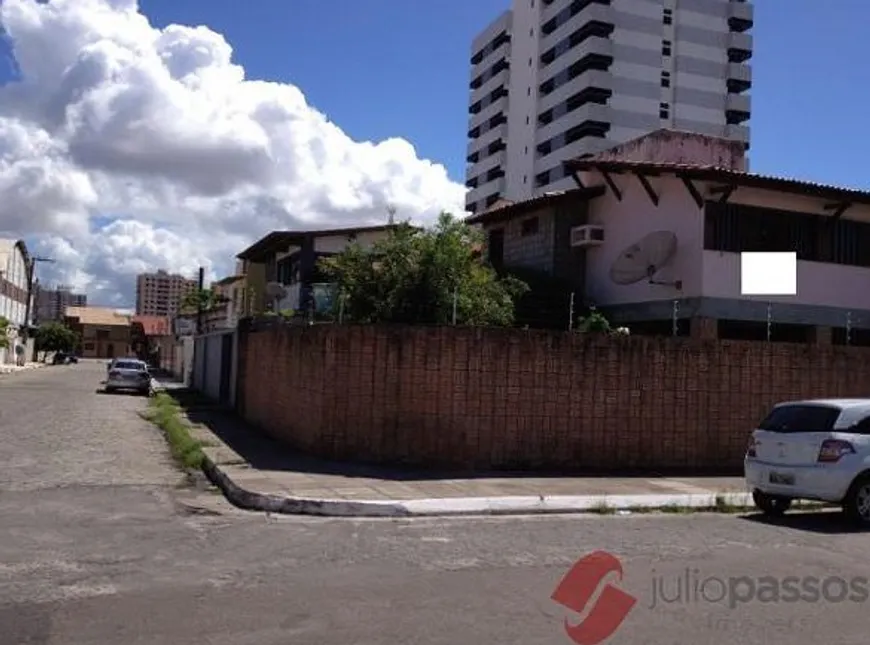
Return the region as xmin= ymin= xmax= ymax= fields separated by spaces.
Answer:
xmin=570 ymin=225 xmax=605 ymax=248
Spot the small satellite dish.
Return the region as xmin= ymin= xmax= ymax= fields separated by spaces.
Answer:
xmin=609 ymin=230 xmax=682 ymax=289
xmin=265 ymin=282 xmax=288 ymax=300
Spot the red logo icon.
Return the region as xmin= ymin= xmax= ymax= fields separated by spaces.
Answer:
xmin=551 ymin=551 xmax=637 ymax=645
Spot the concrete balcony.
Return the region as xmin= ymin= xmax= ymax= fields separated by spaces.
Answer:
xmin=728 ymin=1 xmax=754 ymax=31
xmin=539 ymin=3 xmax=611 ymax=53
xmin=538 ymin=68 xmax=613 ymax=114
xmin=536 ymin=102 xmax=611 ymax=145
xmin=729 ymin=32 xmax=753 ymax=54
xmin=467 ymin=123 xmax=508 ymax=159
xmin=728 ymin=62 xmax=752 ymax=84
xmin=470 ymin=67 xmax=510 ymax=106
xmin=725 ymin=124 xmax=750 ymax=142
xmin=726 ymin=93 xmax=751 ymax=114
xmin=469 ymin=96 xmax=508 ymax=131
xmin=467 ymin=150 xmax=507 ymax=185
xmin=466 ymin=175 xmax=506 ymax=208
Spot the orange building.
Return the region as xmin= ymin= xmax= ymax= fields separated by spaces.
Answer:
xmin=64 ymin=306 xmax=132 ymax=359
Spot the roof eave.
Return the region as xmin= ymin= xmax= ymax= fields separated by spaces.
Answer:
xmin=566 ymin=159 xmax=870 ymax=207
xmin=465 ymin=186 xmax=605 ymax=226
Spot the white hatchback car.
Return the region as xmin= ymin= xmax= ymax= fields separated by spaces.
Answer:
xmin=745 ymin=399 xmax=870 ymax=525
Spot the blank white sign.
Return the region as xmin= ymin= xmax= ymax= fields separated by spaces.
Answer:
xmin=740 ymin=252 xmax=797 ymax=296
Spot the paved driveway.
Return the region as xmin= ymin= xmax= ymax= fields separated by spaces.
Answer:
xmin=1 ymin=362 xmax=869 ymax=644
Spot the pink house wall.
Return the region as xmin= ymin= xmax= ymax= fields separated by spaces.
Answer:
xmin=581 ymin=172 xmax=702 ymax=306
xmin=580 ymin=171 xmax=870 ymax=311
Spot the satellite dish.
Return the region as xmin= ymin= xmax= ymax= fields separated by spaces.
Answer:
xmin=265 ymin=282 xmax=288 ymax=299
xmin=609 ymin=231 xmax=682 ymax=289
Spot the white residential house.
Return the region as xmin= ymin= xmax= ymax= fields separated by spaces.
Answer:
xmin=0 ymin=239 xmax=35 ymax=364
xmin=468 ymin=129 xmax=870 ymax=345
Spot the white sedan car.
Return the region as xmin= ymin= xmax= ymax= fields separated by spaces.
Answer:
xmin=745 ymin=398 xmax=870 ymax=525
xmin=105 ymin=359 xmax=152 ymax=396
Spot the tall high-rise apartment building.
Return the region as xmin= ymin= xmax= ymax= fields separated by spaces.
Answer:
xmin=34 ymin=284 xmax=87 ymax=323
xmin=135 ymin=270 xmax=197 ymax=317
xmin=465 ymin=0 xmax=753 ymax=214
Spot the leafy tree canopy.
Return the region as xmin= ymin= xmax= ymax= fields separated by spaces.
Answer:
xmin=35 ymin=322 xmax=78 ymax=353
xmin=319 ymin=213 xmax=528 ymax=326
xmin=180 ymin=288 xmax=226 ymax=314
xmin=0 ymin=316 xmax=9 ymax=349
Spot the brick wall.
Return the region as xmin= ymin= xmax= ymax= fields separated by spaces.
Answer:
xmin=497 ymin=207 xmax=555 ymax=273
xmin=236 ymin=323 xmax=870 ymax=473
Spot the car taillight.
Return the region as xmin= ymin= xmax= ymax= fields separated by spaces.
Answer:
xmin=109 ymin=370 xmax=120 ymax=378
xmin=818 ymin=439 xmax=855 ymax=463
xmin=746 ymin=436 xmax=758 ymax=458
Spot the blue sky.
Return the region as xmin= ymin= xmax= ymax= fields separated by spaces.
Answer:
xmin=127 ymin=0 xmax=870 ymax=191
xmin=2 ymin=0 xmax=868 ymax=189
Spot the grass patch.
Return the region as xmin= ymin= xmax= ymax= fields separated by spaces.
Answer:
xmin=591 ymin=499 xmax=616 ymax=515
xmin=144 ymin=391 xmax=205 ymax=470
xmin=659 ymin=503 xmax=694 ymax=514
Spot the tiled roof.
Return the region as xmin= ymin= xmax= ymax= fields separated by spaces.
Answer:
xmin=131 ymin=315 xmax=171 ymax=336
xmin=564 ymin=159 xmax=870 ymax=205
xmin=464 ymin=186 xmax=606 ymax=226
xmin=65 ymin=306 xmax=130 ymax=326
xmin=238 ymin=224 xmax=405 ymax=261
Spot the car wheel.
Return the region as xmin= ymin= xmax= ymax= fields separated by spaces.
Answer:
xmin=752 ymin=490 xmax=792 ymax=516
xmin=843 ymin=475 xmax=870 ymax=527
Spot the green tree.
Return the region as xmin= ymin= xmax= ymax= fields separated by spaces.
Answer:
xmin=0 ymin=316 xmax=9 ymax=350
xmin=180 ymin=288 xmax=226 ymax=314
xmin=319 ymin=213 xmax=528 ymax=326
xmin=35 ymin=322 xmax=78 ymax=358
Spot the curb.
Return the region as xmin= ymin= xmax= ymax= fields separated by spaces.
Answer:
xmin=201 ymin=455 xmax=412 ymax=517
xmin=201 ymin=455 xmax=754 ymax=518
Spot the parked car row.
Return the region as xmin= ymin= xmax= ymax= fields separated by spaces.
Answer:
xmin=745 ymin=398 xmax=870 ymax=526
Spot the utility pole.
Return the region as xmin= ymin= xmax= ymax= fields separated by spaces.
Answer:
xmin=25 ymin=255 xmax=55 ymax=334
xmin=196 ymin=267 xmax=205 ymax=335
xmin=386 ymin=204 xmax=396 ymax=225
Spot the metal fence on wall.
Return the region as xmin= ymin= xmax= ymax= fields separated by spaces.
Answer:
xmin=278 ymin=282 xmax=870 ymax=345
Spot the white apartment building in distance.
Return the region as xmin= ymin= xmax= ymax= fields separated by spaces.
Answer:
xmin=465 ymin=0 xmax=753 ymax=214
xmin=135 ymin=270 xmax=197 ymax=317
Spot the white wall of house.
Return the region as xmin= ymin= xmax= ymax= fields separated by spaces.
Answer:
xmin=581 ymin=171 xmax=703 ymax=306
xmin=579 ymin=170 xmax=870 ymax=311
xmin=0 ymin=240 xmax=31 ymax=364
xmin=702 ymin=186 xmax=870 ymax=311
xmin=313 ymin=230 xmax=388 ymax=254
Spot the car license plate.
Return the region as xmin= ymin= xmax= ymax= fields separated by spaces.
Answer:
xmin=769 ymin=472 xmax=795 ymax=485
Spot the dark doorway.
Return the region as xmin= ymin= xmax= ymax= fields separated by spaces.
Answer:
xmin=219 ymin=334 xmax=233 ymax=403
xmin=487 ymin=228 xmax=505 ymax=270
xmin=106 ymin=344 xmax=115 ymax=358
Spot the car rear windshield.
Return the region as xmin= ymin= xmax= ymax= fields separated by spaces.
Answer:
xmin=758 ymin=404 xmax=841 ymax=433
xmin=114 ymin=361 xmax=144 ymax=371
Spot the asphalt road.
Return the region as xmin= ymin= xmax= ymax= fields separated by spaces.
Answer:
xmin=1 ymin=361 xmax=868 ymax=644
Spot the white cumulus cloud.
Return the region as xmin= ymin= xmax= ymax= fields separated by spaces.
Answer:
xmin=0 ymin=0 xmax=465 ymax=306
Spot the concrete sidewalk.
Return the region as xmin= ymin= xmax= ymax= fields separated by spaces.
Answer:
xmin=157 ymin=384 xmax=751 ymax=517
xmin=0 ymin=361 xmax=46 ymax=375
